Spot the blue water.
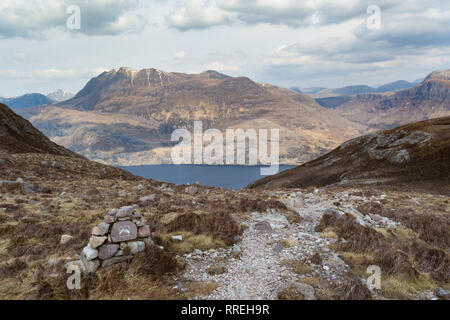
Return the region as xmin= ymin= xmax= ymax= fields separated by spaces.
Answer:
xmin=118 ymin=164 xmax=296 ymax=189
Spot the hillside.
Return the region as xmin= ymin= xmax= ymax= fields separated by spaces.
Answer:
xmin=0 ymin=103 xmax=78 ymax=156
xmin=18 ymin=67 xmax=366 ymax=165
xmin=331 ymin=70 xmax=450 ymax=129
xmin=249 ymin=117 xmax=450 ymax=193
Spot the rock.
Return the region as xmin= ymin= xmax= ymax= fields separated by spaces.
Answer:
xmin=136 ymin=217 xmax=147 ymax=227
xmin=104 ymin=215 xmax=115 ymax=224
xmin=116 ymin=206 xmax=135 ymax=218
xmin=171 ymin=235 xmax=183 ymax=242
xmin=98 ymin=244 xmax=120 ymax=260
xmin=194 ymin=249 xmax=203 ymax=255
xmin=92 ymin=222 xmax=110 ymax=236
xmin=101 ymin=256 xmax=133 ymax=268
xmin=60 ymin=234 xmax=73 ymax=245
xmin=118 ymin=217 xmax=132 ymax=221
xmin=40 ymin=161 xmax=49 ymax=166
xmin=126 ymin=241 xmax=146 ymax=254
xmin=110 ymin=221 xmax=138 ymax=242
xmin=0 ymin=159 xmax=5 ymax=165
xmin=278 ymin=282 xmax=316 ymax=300
xmin=254 ymin=221 xmax=273 ymax=232
xmin=293 ymin=198 xmax=305 ymax=208
xmin=138 ymin=225 xmax=151 ymax=238
xmin=82 ymin=244 xmax=98 ymax=261
xmin=107 ymin=208 xmax=117 ymax=216
xmin=369 ymin=213 xmax=383 ymax=222
xmin=273 ymin=243 xmax=284 ymax=254
xmin=138 ymin=195 xmax=156 ymax=206
xmin=114 ymin=250 xmax=124 ymax=257
xmin=185 ymin=185 xmax=198 ymax=195
xmin=325 ymin=253 xmax=346 ymax=268
xmin=231 ymin=245 xmax=241 ymax=254
xmin=435 ymin=287 xmax=449 ymax=300
xmin=131 ymin=211 xmax=141 ymax=219
xmin=81 ymin=258 xmax=101 ymax=274
xmin=89 ymin=236 xmax=107 ymax=249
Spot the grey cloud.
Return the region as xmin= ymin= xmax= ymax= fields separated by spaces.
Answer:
xmin=0 ymin=0 xmax=147 ymax=38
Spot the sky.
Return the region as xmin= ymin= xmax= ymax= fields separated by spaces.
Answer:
xmin=0 ymin=0 xmax=449 ymax=97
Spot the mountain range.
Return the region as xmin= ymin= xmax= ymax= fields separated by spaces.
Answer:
xmin=17 ymin=67 xmax=366 ymax=166
xmin=15 ymin=68 xmax=450 ymax=166
xmin=0 ymin=89 xmax=74 ymax=110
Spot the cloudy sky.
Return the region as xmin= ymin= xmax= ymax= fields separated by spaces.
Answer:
xmin=1 ymin=0 xmax=449 ymax=96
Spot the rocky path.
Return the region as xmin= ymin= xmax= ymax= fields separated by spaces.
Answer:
xmin=181 ymin=190 xmax=361 ymax=300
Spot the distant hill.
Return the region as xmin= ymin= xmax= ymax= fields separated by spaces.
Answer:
xmin=249 ymin=117 xmax=450 ymax=192
xmin=0 ymin=93 xmax=54 ymax=110
xmin=332 ymin=70 xmax=450 ymax=129
xmin=374 ymin=80 xmax=415 ymax=93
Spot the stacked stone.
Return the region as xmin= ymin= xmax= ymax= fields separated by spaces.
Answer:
xmin=79 ymin=206 xmax=152 ymax=274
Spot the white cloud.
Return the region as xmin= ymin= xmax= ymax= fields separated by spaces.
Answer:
xmin=166 ymin=0 xmax=233 ymax=31
xmin=0 ymin=67 xmax=107 ymax=84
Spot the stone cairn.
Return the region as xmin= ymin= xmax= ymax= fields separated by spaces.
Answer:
xmin=77 ymin=206 xmax=152 ymax=274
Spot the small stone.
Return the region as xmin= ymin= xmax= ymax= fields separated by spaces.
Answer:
xmin=273 ymin=243 xmax=284 ymax=254
xmin=171 ymin=235 xmax=183 ymax=242
xmin=369 ymin=213 xmax=383 ymax=222
xmin=81 ymin=258 xmax=100 ymax=274
xmin=89 ymin=236 xmax=107 ymax=249
xmin=138 ymin=225 xmax=151 ymax=238
xmin=92 ymin=222 xmax=110 ymax=236
xmin=107 ymin=209 xmax=117 ymax=216
xmin=116 ymin=206 xmax=135 ymax=218
xmin=82 ymin=244 xmax=98 ymax=261
xmin=185 ymin=185 xmax=198 ymax=195
xmin=104 ymin=215 xmax=115 ymax=224
xmin=231 ymin=245 xmax=241 ymax=254
xmin=323 ymin=265 xmax=330 ymax=271
xmin=98 ymin=244 xmax=120 ymax=260
xmin=435 ymin=287 xmax=449 ymax=300
xmin=126 ymin=241 xmax=146 ymax=254
xmin=101 ymin=256 xmax=133 ymax=268
xmin=114 ymin=250 xmax=124 ymax=257
xmin=111 ymin=221 xmax=138 ymax=242
xmin=60 ymin=234 xmax=73 ymax=245
xmin=254 ymin=221 xmax=273 ymax=232
xmin=136 ymin=217 xmax=147 ymax=227
xmin=194 ymin=249 xmax=203 ymax=255
xmin=293 ymin=198 xmax=305 ymax=208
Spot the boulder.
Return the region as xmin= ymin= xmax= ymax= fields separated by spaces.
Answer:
xmin=138 ymin=225 xmax=151 ymax=238
xmin=89 ymin=235 xmax=107 ymax=249
xmin=254 ymin=221 xmax=273 ymax=232
xmin=116 ymin=206 xmax=135 ymax=218
xmin=92 ymin=222 xmax=110 ymax=236
xmin=82 ymin=244 xmax=98 ymax=261
xmin=185 ymin=185 xmax=198 ymax=195
xmin=126 ymin=241 xmax=146 ymax=254
xmin=81 ymin=258 xmax=101 ymax=274
xmin=104 ymin=215 xmax=115 ymax=224
xmin=98 ymin=244 xmax=120 ymax=260
xmin=278 ymin=282 xmax=316 ymax=300
xmin=110 ymin=221 xmax=138 ymax=242
xmin=60 ymin=234 xmax=73 ymax=245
